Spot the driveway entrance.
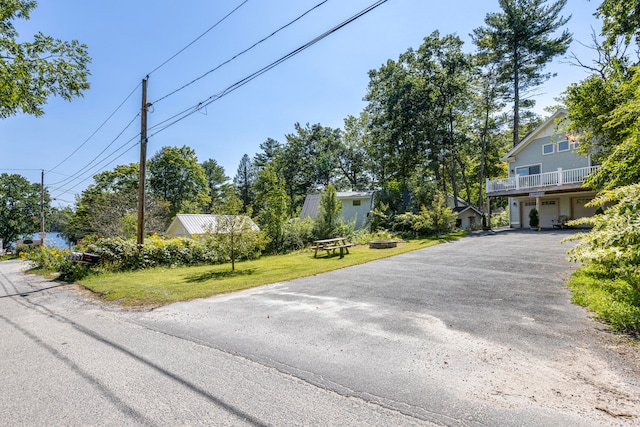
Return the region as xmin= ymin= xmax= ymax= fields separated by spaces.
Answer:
xmin=135 ymin=229 xmax=640 ymax=425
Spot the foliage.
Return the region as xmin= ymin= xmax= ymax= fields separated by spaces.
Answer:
xmin=565 ymin=184 xmax=640 ymax=277
xmin=82 ymin=235 xmax=216 ymax=272
xmin=419 ymin=191 xmax=458 ymax=237
xmin=472 ymin=0 xmax=572 ymax=146
xmin=69 ymin=163 xmax=170 ymax=240
xmin=234 ymin=153 xmax=257 ymax=213
xmin=313 ymin=184 xmax=342 ymax=239
xmin=206 ymin=196 xmax=268 ymax=271
xmin=597 ymin=0 xmax=640 ymax=49
xmin=567 ymin=265 xmax=640 ymax=335
xmin=22 ymin=246 xmax=91 ymax=282
xmin=281 ymin=217 xmax=316 ymax=252
xmin=148 ymin=146 xmax=210 ymax=217
xmin=365 ymin=31 xmax=473 ymax=196
xmin=0 ymin=173 xmax=48 ymax=249
xmin=201 ymin=158 xmax=233 ymax=213
xmin=254 ymin=165 xmax=289 ymax=253
xmin=528 ymin=207 xmax=539 ymax=228
xmin=0 ymin=0 xmax=91 ymax=118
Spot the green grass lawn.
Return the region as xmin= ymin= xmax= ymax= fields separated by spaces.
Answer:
xmin=567 ymin=265 xmax=640 ymax=337
xmin=78 ymin=235 xmax=461 ymax=307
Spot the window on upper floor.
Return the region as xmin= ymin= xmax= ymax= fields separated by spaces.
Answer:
xmin=352 ymin=200 xmax=361 ymax=206
xmin=557 ymin=140 xmax=570 ymax=152
xmin=516 ymin=164 xmax=541 ymax=176
xmin=542 ymin=143 xmax=554 ymax=155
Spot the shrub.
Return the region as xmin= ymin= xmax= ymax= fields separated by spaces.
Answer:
xmin=565 ymin=184 xmax=640 ymax=277
xmin=528 ymin=208 xmax=539 ymax=229
xmin=281 ymin=217 xmax=315 ymax=252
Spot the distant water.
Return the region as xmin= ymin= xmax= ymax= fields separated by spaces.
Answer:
xmin=31 ymin=232 xmax=72 ymax=249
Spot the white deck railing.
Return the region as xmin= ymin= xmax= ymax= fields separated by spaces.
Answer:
xmin=486 ymin=166 xmax=599 ymax=194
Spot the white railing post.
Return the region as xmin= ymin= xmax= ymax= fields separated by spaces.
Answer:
xmin=557 ymin=167 xmax=563 ymax=186
xmin=486 ymin=178 xmax=490 ymax=193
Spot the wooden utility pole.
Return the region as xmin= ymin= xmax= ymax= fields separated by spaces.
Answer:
xmin=137 ymin=77 xmax=149 ymax=248
xmin=40 ymin=169 xmax=45 ymax=242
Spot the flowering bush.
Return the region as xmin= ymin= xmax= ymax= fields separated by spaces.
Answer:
xmin=565 ymin=184 xmax=640 ymax=278
xmin=83 ymin=235 xmax=218 ymax=272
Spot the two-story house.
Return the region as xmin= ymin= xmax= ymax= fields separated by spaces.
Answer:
xmin=486 ymin=109 xmax=599 ymax=229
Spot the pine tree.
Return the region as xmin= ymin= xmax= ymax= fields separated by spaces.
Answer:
xmin=472 ymin=0 xmax=572 ymax=146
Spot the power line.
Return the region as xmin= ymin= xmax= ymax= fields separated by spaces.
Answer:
xmin=149 ymin=0 xmax=391 ymax=138
xmin=49 ymin=136 xmax=140 ymax=199
xmin=147 ymin=0 xmax=249 ymax=76
xmin=47 ymin=82 xmax=142 ymax=174
xmin=46 ymin=113 xmax=141 ymax=187
xmin=151 ymin=0 xmax=329 ymax=105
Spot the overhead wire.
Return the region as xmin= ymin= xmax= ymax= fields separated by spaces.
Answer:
xmin=47 ymin=82 xmax=142 ymax=175
xmin=49 ymin=135 xmax=140 ymax=198
xmin=151 ymin=0 xmax=329 ymax=105
xmin=148 ymin=0 xmax=390 ymax=138
xmin=44 ymin=0 xmax=250 ymax=196
xmin=46 ymin=113 xmax=141 ymax=187
xmin=147 ymin=0 xmax=250 ymax=77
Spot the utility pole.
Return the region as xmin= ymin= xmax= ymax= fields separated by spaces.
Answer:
xmin=137 ymin=77 xmax=149 ymax=248
xmin=40 ymin=169 xmax=45 ymax=243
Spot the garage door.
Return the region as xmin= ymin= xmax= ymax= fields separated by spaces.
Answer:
xmin=572 ymin=197 xmax=597 ymax=220
xmin=521 ymin=199 xmax=558 ymax=229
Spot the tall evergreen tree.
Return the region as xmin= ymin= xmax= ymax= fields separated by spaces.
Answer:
xmin=233 ymin=154 xmax=256 ymax=213
xmin=472 ymin=0 xmax=572 ymax=146
xmin=201 ymin=159 xmax=232 ymax=213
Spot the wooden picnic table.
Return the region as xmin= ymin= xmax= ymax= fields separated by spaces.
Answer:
xmin=312 ymin=237 xmax=353 ymax=258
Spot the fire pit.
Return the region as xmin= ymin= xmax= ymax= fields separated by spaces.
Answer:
xmin=369 ymin=240 xmax=398 ymax=249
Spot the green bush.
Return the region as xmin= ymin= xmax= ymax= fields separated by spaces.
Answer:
xmin=22 ymin=246 xmax=94 ymax=281
xmin=83 ymin=235 xmax=218 ymax=272
xmin=566 ymin=184 xmax=640 ymax=276
xmin=528 ymin=208 xmax=539 ymax=228
xmin=281 ymin=217 xmax=315 ymax=252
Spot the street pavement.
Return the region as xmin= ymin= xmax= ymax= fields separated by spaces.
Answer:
xmin=1 ymin=229 xmax=639 ymax=426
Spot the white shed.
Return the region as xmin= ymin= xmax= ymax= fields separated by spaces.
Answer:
xmin=300 ymin=191 xmax=375 ymax=230
xmin=165 ymin=214 xmax=260 ymax=238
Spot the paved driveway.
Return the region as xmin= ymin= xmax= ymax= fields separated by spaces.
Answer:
xmin=134 ymin=229 xmax=640 ymax=425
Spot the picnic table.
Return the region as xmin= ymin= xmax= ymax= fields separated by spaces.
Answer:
xmin=312 ymin=237 xmax=353 ymax=259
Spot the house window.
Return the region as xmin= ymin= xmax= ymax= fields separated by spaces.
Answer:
xmin=557 ymin=140 xmax=569 ymax=152
xmin=541 ymin=200 xmax=556 ymax=206
xmin=571 ymin=141 xmax=579 ymax=150
xmin=352 ymin=200 xmax=361 ymax=206
xmin=542 ymin=143 xmax=554 ymax=155
xmin=516 ymin=164 xmax=541 ymax=176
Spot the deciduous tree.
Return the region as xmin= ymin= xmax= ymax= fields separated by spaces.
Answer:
xmin=0 ymin=173 xmax=48 ymax=248
xmin=0 ymin=0 xmax=91 ymax=118
xmin=148 ymin=146 xmax=210 ymax=217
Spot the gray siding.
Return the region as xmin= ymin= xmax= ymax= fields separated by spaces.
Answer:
xmin=510 ymin=134 xmax=589 ymax=177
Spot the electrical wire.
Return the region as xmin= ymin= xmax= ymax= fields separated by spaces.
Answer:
xmin=147 ymin=0 xmax=249 ymax=76
xmin=47 ymin=82 xmax=142 ymax=174
xmin=149 ymin=0 xmax=390 ymax=138
xmin=46 ymin=113 xmax=141 ymax=187
xmin=151 ymin=0 xmax=329 ymax=105
xmin=49 ymin=136 xmax=140 ymax=198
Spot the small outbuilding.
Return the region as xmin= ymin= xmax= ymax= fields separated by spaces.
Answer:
xmin=165 ymin=214 xmax=260 ymax=239
xmin=300 ymin=191 xmax=375 ymax=230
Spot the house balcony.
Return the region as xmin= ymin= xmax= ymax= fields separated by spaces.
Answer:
xmin=486 ymin=166 xmax=599 ymax=197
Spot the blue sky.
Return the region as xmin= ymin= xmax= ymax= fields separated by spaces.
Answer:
xmin=0 ymin=0 xmax=601 ymax=206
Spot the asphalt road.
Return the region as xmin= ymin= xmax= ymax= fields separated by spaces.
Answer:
xmin=1 ymin=229 xmax=639 ymax=426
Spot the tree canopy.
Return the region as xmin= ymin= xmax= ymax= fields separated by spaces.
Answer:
xmin=0 ymin=173 xmax=48 ymax=248
xmin=472 ymin=0 xmax=572 ymax=146
xmin=0 ymin=0 xmax=91 ymax=118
